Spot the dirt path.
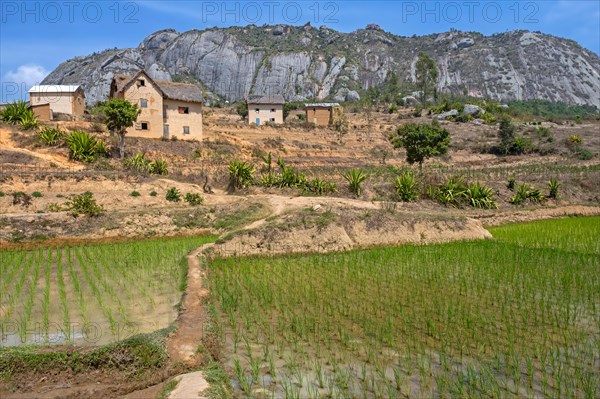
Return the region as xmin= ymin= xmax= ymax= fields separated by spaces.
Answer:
xmin=166 ymin=243 xmax=214 ymax=366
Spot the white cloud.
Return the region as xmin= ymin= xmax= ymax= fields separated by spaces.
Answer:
xmin=3 ymin=64 xmax=49 ymax=90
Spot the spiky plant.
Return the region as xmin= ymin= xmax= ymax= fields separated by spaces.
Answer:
xmin=394 ymin=171 xmax=419 ymax=202
xmin=342 ymin=168 xmax=367 ymax=197
xmin=228 ymin=161 xmax=254 ymax=191
xmin=465 ymin=182 xmax=498 ymax=209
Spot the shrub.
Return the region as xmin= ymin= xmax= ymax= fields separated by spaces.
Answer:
xmin=37 ymin=127 xmax=64 ymax=146
xmin=567 ymin=135 xmax=582 ymax=145
xmin=66 ymin=192 xmax=103 ymax=217
xmin=130 ymin=191 xmax=141 ymax=197
xmin=548 ymin=178 xmax=560 ymax=199
xmin=47 ymin=203 xmax=63 ymax=212
xmin=394 ymin=171 xmax=419 ymax=202
xmin=0 ymin=191 xmax=4 ymax=197
xmin=259 ymin=172 xmax=277 ymax=187
xmin=166 ymin=187 xmax=181 ymax=202
xmin=509 ymin=137 xmax=534 ymax=155
xmin=342 ymin=168 xmax=367 ymax=197
xmin=507 ymin=177 xmax=516 ymax=191
xmin=150 ymin=191 xmax=158 ymax=197
xmin=577 ymin=148 xmax=594 ymax=160
xmin=303 ymin=178 xmax=337 ymax=196
xmin=228 ymin=161 xmax=254 ymax=190
xmin=66 ymin=130 xmax=107 ymax=163
xmin=12 ymin=192 xmax=32 ymax=207
xmin=388 ymin=104 xmax=398 ymax=114
xmin=31 ymin=191 xmax=43 ymax=198
xmin=184 ymin=193 xmax=204 ymax=206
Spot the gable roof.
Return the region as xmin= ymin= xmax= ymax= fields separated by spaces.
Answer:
xmin=29 ymin=85 xmax=83 ymax=94
xmin=155 ymin=80 xmax=203 ymax=103
xmin=247 ymin=94 xmax=285 ymax=105
xmin=112 ymin=71 xmax=202 ymax=103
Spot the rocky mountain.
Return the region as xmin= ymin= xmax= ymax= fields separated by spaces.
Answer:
xmin=42 ymin=24 xmax=600 ymax=107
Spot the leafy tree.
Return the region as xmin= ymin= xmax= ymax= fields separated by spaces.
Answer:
xmin=415 ymin=52 xmax=438 ymax=103
xmin=101 ymin=99 xmax=140 ymax=158
xmin=283 ymin=103 xmax=296 ymax=120
xmin=498 ymin=116 xmax=516 ymax=155
xmin=236 ymin=101 xmax=248 ymax=119
xmin=390 ymin=122 xmax=450 ymax=171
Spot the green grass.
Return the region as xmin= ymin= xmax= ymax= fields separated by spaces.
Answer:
xmin=208 ymin=217 xmax=600 ymax=398
xmin=0 ymin=235 xmax=216 ymax=347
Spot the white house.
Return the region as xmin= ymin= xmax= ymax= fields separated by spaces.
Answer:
xmin=28 ymin=85 xmax=85 ymax=121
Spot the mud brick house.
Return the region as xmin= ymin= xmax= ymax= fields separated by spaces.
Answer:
xmin=304 ymin=103 xmax=342 ymax=126
xmin=28 ymin=85 xmax=85 ymax=121
xmin=110 ymin=71 xmax=203 ymax=140
xmin=247 ymin=94 xmax=285 ymax=125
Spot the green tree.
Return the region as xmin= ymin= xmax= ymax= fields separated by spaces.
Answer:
xmin=415 ymin=52 xmax=438 ymax=103
xmin=101 ymin=99 xmax=141 ymax=158
xmin=236 ymin=101 xmax=248 ymax=119
xmin=498 ymin=116 xmax=516 ymax=155
xmin=390 ymin=122 xmax=450 ymax=171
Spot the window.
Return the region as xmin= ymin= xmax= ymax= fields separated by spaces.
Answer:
xmin=138 ymin=79 xmax=145 ymax=87
xmin=183 ymin=126 xmax=190 ymax=135
xmin=138 ymin=122 xmax=148 ymax=130
xmin=270 ymin=118 xmax=275 ymax=122
xmin=178 ymin=106 xmax=189 ymax=114
xmin=270 ymin=108 xmax=275 ymax=112
xmin=255 ymin=108 xmax=260 ymax=113
xmin=140 ymin=98 xmax=148 ymax=108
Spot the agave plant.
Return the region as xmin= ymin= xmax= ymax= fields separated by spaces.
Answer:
xmin=124 ymin=153 xmax=151 ymax=173
xmin=394 ymin=171 xmax=419 ymax=202
xmin=304 ymin=178 xmax=337 ymax=196
xmin=19 ymin=111 xmax=39 ymax=130
xmin=149 ymin=159 xmax=169 ymax=175
xmin=275 ymin=157 xmax=306 ymax=188
xmin=465 ymin=182 xmax=498 ymax=209
xmin=510 ymin=183 xmax=530 ymax=205
xmin=342 ymin=168 xmax=367 ymax=197
xmin=548 ymin=178 xmax=560 ymax=199
xmin=0 ymin=101 xmax=31 ymax=125
xmin=435 ymin=177 xmax=467 ymax=207
xmin=37 ymin=127 xmax=64 ymax=146
xmin=228 ymin=160 xmax=254 ymax=190
xmin=65 ymin=130 xmax=107 ymax=163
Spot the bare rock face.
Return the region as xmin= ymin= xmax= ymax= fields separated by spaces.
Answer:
xmin=42 ymin=26 xmax=600 ymax=108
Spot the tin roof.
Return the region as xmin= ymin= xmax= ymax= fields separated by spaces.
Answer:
xmin=304 ymin=103 xmax=340 ymax=107
xmin=29 ymin=85 xmax=82 ymax=93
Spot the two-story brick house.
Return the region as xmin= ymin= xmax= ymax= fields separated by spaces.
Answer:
xmin=110 ymin=71 xmax=203 ymax=140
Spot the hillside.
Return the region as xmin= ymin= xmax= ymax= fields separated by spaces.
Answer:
xmin=42 ymin=24 xmax=600 ymax=107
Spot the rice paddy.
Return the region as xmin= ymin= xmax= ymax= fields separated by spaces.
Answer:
xmin=208 ymin=217 xmax=600 ymax=398
xmin=0 ymin=235 xmax=215 ymax=347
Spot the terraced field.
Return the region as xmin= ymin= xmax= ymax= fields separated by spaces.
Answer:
xmin=209 ymin=217 xmax=600 ymax=398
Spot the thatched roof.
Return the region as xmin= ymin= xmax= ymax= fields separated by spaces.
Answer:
xmin=155 ymin=80 xmax=203 ymax=103
xmin=112 ymin=71 xmax=203 ymax=103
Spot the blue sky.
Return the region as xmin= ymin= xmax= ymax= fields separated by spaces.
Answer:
xmin=1 ymin=0 xmax=599 ymax=101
